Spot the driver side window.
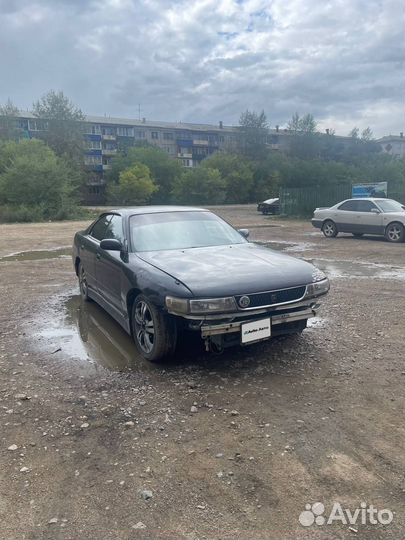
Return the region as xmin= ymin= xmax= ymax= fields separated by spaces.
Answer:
xmin=90 ymin=214 xmax=112 ymax=241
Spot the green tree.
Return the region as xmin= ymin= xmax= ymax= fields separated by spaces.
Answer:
xmin=108 ymin=144 xmax=182 ymax=203
xmin=0 ymin=139 xmax=80 ymax=220
xmin=32 ymin=90 xmax=85 ymax=162
xmin=238 ymin=109 xmax=269 ymax=159
xmin=0 ymin=99 xmax=20 ymax=140
xmin=107 ymin=162 xmax=157 ymax=205
xmin=348 ymin=127 xmax=359 ymax=138
xmin=201 ymin=152 xmax=254 ymax=203
xmin=171 ymin=167 xmax=226 ymax=205
xmin=361 ymin=127 xmax=373 ymax=141
xmin=287 ymin=112 xmax=319 ymax=159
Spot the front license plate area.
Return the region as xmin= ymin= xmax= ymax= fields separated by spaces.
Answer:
xmin=241 ymin=317 xmax=271 ymax=344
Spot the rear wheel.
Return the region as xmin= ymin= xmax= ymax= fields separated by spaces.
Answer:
xmin=322 ymin=220 xmax=338 ymax=238
xmin=385 ymin=222 xmax=405 ymax=243
xmin=78 ymin=262 xmax=91 ymax=302
xmin=131 ymin=294 xmax=177 ymax=362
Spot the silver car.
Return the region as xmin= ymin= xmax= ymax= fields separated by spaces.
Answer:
xmin=312 ymin=198 xmax=405 ymax=243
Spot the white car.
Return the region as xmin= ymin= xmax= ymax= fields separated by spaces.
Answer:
xmin=312 ymin=198 xmax=405 ymax=243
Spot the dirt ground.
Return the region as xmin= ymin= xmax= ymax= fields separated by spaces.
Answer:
xmin=0 ymin=205 xmax=404 ymax=540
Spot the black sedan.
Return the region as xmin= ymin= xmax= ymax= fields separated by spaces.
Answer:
xmin=72 ymin=207 xmax=329 ymax=361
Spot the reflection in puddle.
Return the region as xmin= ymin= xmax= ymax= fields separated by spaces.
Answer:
xmin=0 ymin=247 xmax=71 ymax=262
xmin=37 ymin=295 xmax=146 ymax=371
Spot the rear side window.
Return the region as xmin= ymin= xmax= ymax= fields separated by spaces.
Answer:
xmin=338 ymin=200 xmax=358 ymax=211
xmin=90 ymin=214 xmax=112 ymax=240
xmin=105 ymin=215 xmax=124 ymax=242
xmin=356 ymin=200 xmax=378 ymax=212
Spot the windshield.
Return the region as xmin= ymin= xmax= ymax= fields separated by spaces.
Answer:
xmin=376 ymin=199 xmax=405 ymax=212
xmin=129 ymin=211 xmax=247 ymax=252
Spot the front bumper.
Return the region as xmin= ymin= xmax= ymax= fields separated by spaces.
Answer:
xmin=311 ymin=219 xmax=323 ymax=229
xmin=200 ymin=304 xmax=317 ymax=338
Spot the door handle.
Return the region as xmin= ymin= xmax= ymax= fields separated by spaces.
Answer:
xmin=96 ymin=253 xmax=101 ymax=260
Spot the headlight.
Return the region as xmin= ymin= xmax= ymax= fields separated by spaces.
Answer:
xmin=189 ymin=297 xmax=237 ymax=314
xmin=305 ymin=277 xmax=330 ymax=298
xmin=165 ymin=296 xmax=189 ymax=314
xmin=165 ymin=296 xmax=237 ymax=315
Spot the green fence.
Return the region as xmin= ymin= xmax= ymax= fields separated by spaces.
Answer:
xmin=280 ymin=182 xmax=405 ymax=216
xmin=279 ymin=184 xmax=351 ymax=216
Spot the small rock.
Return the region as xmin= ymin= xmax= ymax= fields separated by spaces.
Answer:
xmin=124 ymin=421 xmax=135 ymax=428
xmin=132 ymin=522 xmax=146 ymax=529
xmin=20 ymin=467 xmax=30 ymax=473
xmin=8 ymin=444 xmax=18 ymax=451
xmin=230 ymin=410 xmax=239 ymax=416
xmin=140 ymin=489 xmax=153 ymax=500
xmin=190 ymin=406 xmax=198 ymax=413
xmin=196 ymin=504 xmax=206 ymax=510
xmin=15 ymin=393 xmax=30 ymax=401
xmin=215 ymin=453 xmax=223 ymax=458
xmin=48 ymin=518 xmax=58 ymax=525
xmin=80 ymin=423 xmax=89 ymax=429
xmin=328 ymin=406 xmax=336 ymax=412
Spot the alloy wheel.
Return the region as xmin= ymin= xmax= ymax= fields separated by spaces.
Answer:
xmin=387 ymin=224 xmax=402 ymax=242
xmin=134 ymin=300 xmax=155 ymax=353
xmin=323 ymin=223 xmax=336 ymax=237
xmin=80 ymin=267 xmax=88 ymax=297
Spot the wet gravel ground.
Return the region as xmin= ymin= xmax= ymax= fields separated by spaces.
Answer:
xmin=0 ymin=205 xmax=404 ymax=540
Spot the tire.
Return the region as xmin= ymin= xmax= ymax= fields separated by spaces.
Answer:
xmin=385 ymin=222 xmax=405 ymax=243
xmin=78 ymin=262 xmax=91 ymax=302
xmin=322 ymin=220 xmax=338 ymax=238
xmin=352 ymin=233 xmax=363 ymax=237
xmin=131 ymin=294 xmax=177 ymax=362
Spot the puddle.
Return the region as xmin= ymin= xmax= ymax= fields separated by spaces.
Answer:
xmin=35 ymin=295 xmax=147 ymax=372
xmin=258 ymin=240 xmax=316 ymax=253
xmin=0 ymin=247 xmax=71 ymax=262
xmin=309 ymin=258 xmax=405 ymax=280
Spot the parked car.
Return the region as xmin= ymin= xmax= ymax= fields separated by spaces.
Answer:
xmin=73 ymin=206 xmax=329 ymax=361
xmin=257 ymin=198 xmax=280 ymax=215
xmin=312 ymin=198 xmax=405 ymax=243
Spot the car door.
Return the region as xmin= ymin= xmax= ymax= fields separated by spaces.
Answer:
xmin=334 ymin=200 xmax=359 ymax=232
xmin=354 ymin=200 xmax=384 ymax=234
xmin=81 ymin=214 xmax=113 ymax=294
xmin=95 ymin=214 xmax=125 ymax=316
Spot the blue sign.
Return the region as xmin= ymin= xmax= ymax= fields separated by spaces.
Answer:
xmin=352 ymin=182 xmax=387 ymax=198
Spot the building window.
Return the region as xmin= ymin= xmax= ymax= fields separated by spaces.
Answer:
xmin=86 ymin=124 xmax=101 ymax=135
xmin=28 ymin=119 xmax=48 ymax=131
xmin=135 ymin=130 xmax=145 ymax=139
xmin=117 ymin=126 xmax=134 ymax=137
xmin=84 ymin=155 xmax=102 ymax=165
xmin=163 ymin=132 xmax=173 ymax=140
xmin=151 ymin=131 xmax=159 ymax=139
xmin=84 ymin=140 xmax=101 ymax=150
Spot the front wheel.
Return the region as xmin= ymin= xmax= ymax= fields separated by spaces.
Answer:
xmin=385 ymin=222 xmax=405 ymax=243
xmin=322 ymin=220 xmax=338 ymax=238
xmin=78 ymin=262 xmax=91 ymax=302
xmin=131 ymin=294 xmax=177 ymax=362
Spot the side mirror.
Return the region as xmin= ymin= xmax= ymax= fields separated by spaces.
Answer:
xmin=100 ymin=238 xmax=123 ymax=251
xmin=238 ymin=228 xmax=250 ymax=239
xmin=371 ymin=208 xmax=380 ymax=214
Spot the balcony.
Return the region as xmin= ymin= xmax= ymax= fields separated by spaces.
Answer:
xmin=102 ymin=134 xmax=116 ymax=140
xmin=193 ymin=139 xmax=208 ymax=146
xmin=102 ymin=148 xmax=117 ymax=156
xmin=177 ymin=152 xmax=192 ymax=158
xmin=102 ymin=164 xmax=111 ymax=171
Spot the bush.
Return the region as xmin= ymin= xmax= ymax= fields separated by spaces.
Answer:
xmin=0 ymin=139 xmax=82 ymax=222
xmin=106 ymin=162 xmax=157 ymax=205
xmin=171 ymin=167 xmax=226 ymax=205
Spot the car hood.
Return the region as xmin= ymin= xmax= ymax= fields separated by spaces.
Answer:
xmin=135 ymin=243 xmax=318 ymax=297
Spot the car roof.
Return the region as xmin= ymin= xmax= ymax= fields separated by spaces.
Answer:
xmin=339 ymin=198 xmax=395 ymax=202
xmin=104 ymin=205 xmax=208 ymax=216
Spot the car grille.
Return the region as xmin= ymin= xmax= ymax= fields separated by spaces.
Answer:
xmin=235 ymin=286 xmax=306 ymax=309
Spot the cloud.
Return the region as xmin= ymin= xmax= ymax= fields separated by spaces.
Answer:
xmin=0 ymin=0 xmax=403 ymax=136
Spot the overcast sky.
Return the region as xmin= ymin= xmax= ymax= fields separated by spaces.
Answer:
xmin=0 ymin=0 xmax=404 ymax=136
